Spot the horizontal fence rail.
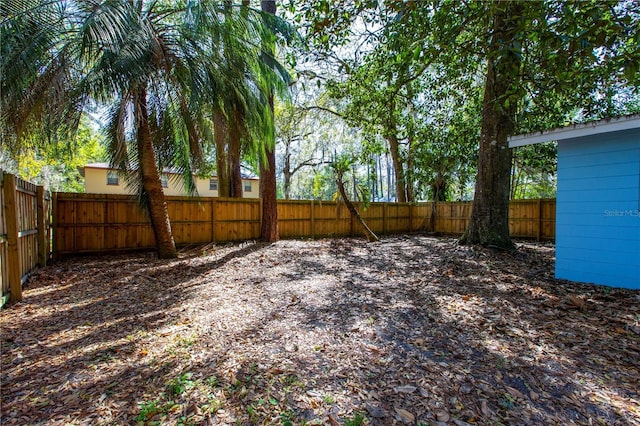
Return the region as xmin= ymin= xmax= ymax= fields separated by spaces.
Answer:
xmin=1 ymin=171 xmax=51 ymax=306
xmin=53 ymin=193 xmax=555 ymax=257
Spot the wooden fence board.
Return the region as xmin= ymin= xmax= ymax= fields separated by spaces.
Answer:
xmin=541 ymin=199 xmax=556 ymax=240
xmin=0 ymin=174 xmax=7 ymax=304
xmin=278 ymin=201 xmax=313 ymax=238
xmin=411 ymin=204 xmax=432 ymax=231
xmin=52 ymin=193 xmax=557 ymax=256
xmin=6 ymin=174 xmax=24 ymax=302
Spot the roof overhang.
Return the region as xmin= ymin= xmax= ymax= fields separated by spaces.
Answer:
xmin=508 ymin=114 xmax=640 ymax=148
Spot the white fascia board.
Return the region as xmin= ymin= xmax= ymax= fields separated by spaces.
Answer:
xmin=508 ymin=114 xmax=640 ymax=148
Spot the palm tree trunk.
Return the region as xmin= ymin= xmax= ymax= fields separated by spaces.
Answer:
xmin=228 ymin=109 xmax=243 ymax=198
xmin=336 ymin=171 xmax=379 ymax=242
xmin=134 ymin=87 xmax=177 ymax=259
xmin=260 ymin=0 xmax=279 ymax=242
xmin=213 ymin=108 xmax=231 ymax=197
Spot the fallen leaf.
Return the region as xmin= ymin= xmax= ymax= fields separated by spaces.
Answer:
xmin=395 ymin=407 xmax=415 ymax=424
xmin=436 ymin=410 xmax=450 ymax=422
xmin=365 ymin=403 xmax=387 ymax=418
xmin=459 ymin=382 xmax=473 ymax=394
xmin=394 ymin=385 xmax=417 ymax=394
xmin=327 ymin=413 xmax=340 ymax=426
xmin=481 ymin=400 xmax=491 ymax=417
xmin=452 ymin=418 xmax=474 ymax=426
xmin=568 ymin=294 xmax=586 ymax=310
xmin=506 ymin=386 xmax=524 ymax=400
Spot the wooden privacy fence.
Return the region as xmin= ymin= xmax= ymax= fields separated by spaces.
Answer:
xmin=53 ymin=193 xmax=555 ymax=257
xmin=431 ymin=198 xmax=556 ymax=241
xmin=1 ymin=171 xmax=51 ymax=306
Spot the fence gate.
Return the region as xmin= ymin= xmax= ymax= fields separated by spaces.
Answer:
xmin=0 ymin=171 xmax=51 ymax=307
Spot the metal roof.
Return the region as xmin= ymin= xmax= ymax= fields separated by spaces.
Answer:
xmin=508 ymin=114 xmax=640 ymax=148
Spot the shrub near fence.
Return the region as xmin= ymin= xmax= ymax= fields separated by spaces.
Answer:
xmin=53 ymin=193 xmax=555 ymax=257
xmin=1 ymin=171 xmax=51 ymax=306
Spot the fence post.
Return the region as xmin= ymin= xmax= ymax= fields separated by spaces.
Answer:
xmin=3 ymin=173 xmax=22 ymax=303
xmin=310 ymin=200 xmax=315 ymax=238
xmin=36 ymin=186 xmax=47 ymax=267
xmin=383 ymin=202 xmax=388 ymax=235
xmin=46 ymin=190 xmax=52 ymax=262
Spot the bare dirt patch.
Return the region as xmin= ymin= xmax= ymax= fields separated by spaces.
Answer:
xmin=1 ymin=235 xmax=639 ymax=425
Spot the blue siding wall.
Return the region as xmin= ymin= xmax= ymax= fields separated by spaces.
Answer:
xmin=556 ymin=128 xmax=640 ymax=289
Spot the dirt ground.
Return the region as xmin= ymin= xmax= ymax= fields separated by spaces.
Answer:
xmin=1 ymin=235 xmax=639 ymax=426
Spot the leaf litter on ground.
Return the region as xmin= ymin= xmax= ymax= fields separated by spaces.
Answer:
xmin=1 ymin=235 xmax=639 ymax=425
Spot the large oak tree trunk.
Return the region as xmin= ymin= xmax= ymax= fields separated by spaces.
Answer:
xmin=134 ymin=87 xmax=177 ymax=259
xmin=431 ymin=172 xmax=447 ymax=202
xmin=384 ymin=98 xmax=407 ymax=203
xmin=405 ymin=142 xmax=415 ymax=203
xmin=260 ymin=0 xmax=279 ymax=242
xmin=386 ymin=133 xmax=407 ymax=203
xmin=460 ymin=1 xmax=521 ymax=251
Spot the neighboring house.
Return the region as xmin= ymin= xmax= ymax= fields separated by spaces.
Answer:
xmin=509 ymin=114 xmax=640 ymax=289
xmin=80 ymin=163 xmax=259 ymax=198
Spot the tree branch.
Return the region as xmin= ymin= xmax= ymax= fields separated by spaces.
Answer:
xmin=302 ymin=105 xmax=344 ymax=118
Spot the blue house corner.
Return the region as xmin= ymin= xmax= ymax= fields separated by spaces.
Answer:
xmin=509 ymin=114 xmax=640 ymax=290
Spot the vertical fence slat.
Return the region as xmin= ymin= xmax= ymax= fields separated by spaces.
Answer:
xmin=3 ymin=174 xmax=21 ymax=303
xmin=383 ymin=203 xmax=388 ymax=234
xmin=536 ymin=198 xmax=542 ymax=241
xmin=310 ymin=200 xmax=315 ymax=238
xmin=37 ymin=186 xmax=47 ymax=266
xmin=52 ymin=192 xmax=58 ymax=260
xmin=211 ymin=198 xmax=216 ymax=242
xmin=0 ymin=173 xmax=6 ymax=306
xmin=409 ymin=203 xmax=413 ymax=232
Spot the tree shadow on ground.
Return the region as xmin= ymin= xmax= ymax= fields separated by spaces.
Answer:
xmin=198 ymin=236 xmax=639 ymax=425
xmin=281 ymin=236 xmax=638 ymax=425
xmin=0 ymin=242 xmax=268 ymax=423
xmin=1 ymin=235 xmax=638 ymax=425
